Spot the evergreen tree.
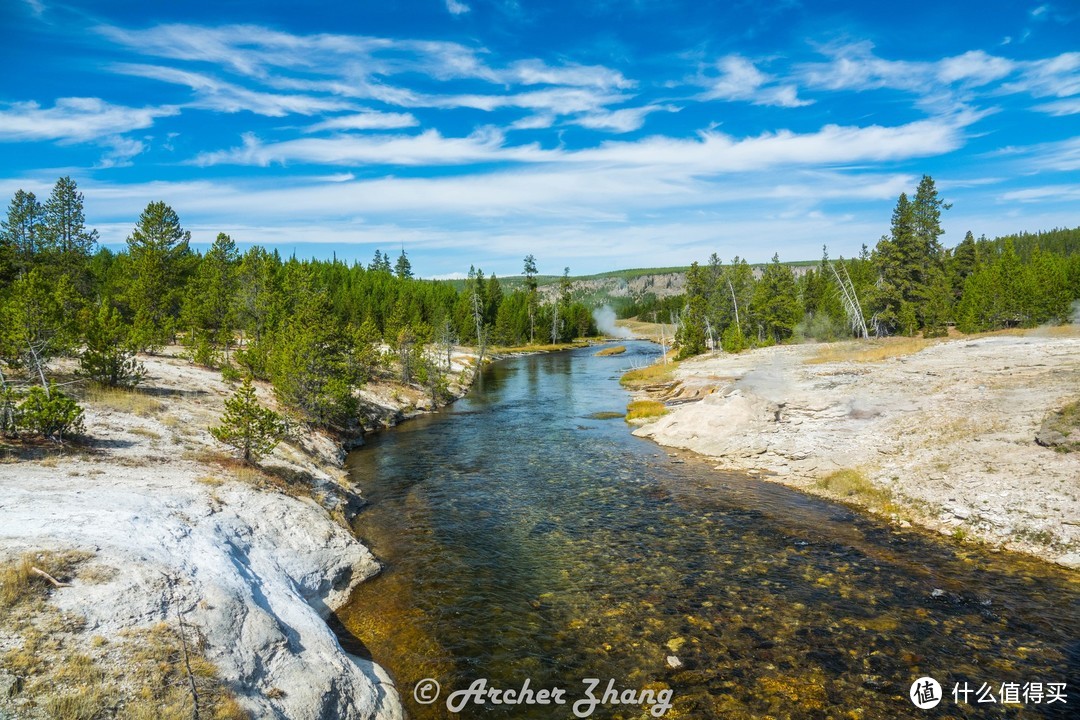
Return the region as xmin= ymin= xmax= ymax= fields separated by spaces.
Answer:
xmin=17 ymin=383 xmax=84 ymax=443
xmin=751 ymin=254 xmax=801 ymax=344
xmin=395 ymin=249 xmax=413 ymax=279
xmin=950 ymin=230 xmax=978 ymax=300
xmin=79 ymin=303 xmax=145 ymax=388
xmin=1 ymin=190 xmax=42 ymax=275
xmin=182 ymin=232 xmax=240 ymax=364
xmin=269 ymin=290 xmax=360 ymax=429
xmin=210 ymin=377 xmax=285 ymax=464
xmin=523 ymin=254 xmax=538 ymax=343
xmin=126 ymin=201 xmax=192 ymax=350
xmin=40 ymin=176 xmax=98 ymax=257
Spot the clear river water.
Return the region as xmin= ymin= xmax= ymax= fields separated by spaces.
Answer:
xmin=339 ymin=341 xmax=1078 ymax=719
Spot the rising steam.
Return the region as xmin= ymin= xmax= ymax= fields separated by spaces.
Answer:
xmin=593 ymin=305 xmax=635 ymax=339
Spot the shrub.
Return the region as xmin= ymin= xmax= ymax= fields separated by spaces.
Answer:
xmin=78 ymin=304 xmax=146 ymax=388
xmin=18 ymin=384 xmax=85 ymax=441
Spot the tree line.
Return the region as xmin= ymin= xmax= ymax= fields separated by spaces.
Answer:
xmin=0 ymin=177 xmax=598 ymax=446
xmin=671 ymin=176 xmax=1080 ymax=358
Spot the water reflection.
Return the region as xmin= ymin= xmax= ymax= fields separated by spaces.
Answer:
xmin=341 ymin=342 xmax=1079 ymax=719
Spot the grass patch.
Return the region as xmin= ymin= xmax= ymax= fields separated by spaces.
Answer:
xmin=620 ymin=359 xmax=679 ymax=389
xmin=489 ymin=341 xmax=588 ymax=354
xmin=1 ymin=550 xmax=93 ymax=612
xmin=814 ymin=469 xmax=903 ymax=517
xmin=625 ymin=400 xmax=669 ymax=422
xmin=806 ymin=337 xmax=935 ymax=365
xmin=587 ymin=411 xmax=624 ymax=420
xmin=0 ymin=552 xmax=249 ymax=720
xmin=1037 ymin=398 xmax=1080 ymax=453
xmin=129 ymin=427 xmax=162 ymax=440
xmin=83 ymin=385 xmax=165 ymax=417
xmin=595 ymin=345 xmax=627 ymax=356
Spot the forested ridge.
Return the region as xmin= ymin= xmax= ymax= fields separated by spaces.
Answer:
xmin=670 ymin=176 xmax=1080 ymax=358
xmin=2 ymin=174 xmax=1077 ymax=444
xmin=0 ymin=178 xmax=597 ymax=443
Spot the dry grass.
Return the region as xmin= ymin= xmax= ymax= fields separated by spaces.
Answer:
xmin=1 ymin=550 xmax=93 ymax=611
xmin=617 ymin=318 xmax=666 ymax=342
xmin=489 ymin=341 xmax=587 ymax=354
xmin=83 ymin=385 xmax=165 ymax=417
xmin=129 ymin=427 xmax=162 ymax=440
xmin=620 ymin=359 xmax=679 ymax=389
xmin=595 ymin=345 xmax=627 ymax=356
xmin=806 ymin=337 xmax=936 ymax=365
xmin=814 ymin=469 xmax=907 ymax=519
xmin=0 ymin=552 xmax=249 ymax=720
xmin=1040 ymin=398 xmax=1080 ymax=453
xmin=625 ymin=400 xmax=669 ymax=422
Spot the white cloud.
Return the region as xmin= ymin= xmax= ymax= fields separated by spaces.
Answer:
xmin=194 ymin=113 xmax=973 ymax=175
xmin=96 ymin=136 xmax=147 ymax=168
xmin=699 ymin=55 xmax=811 ymax=107
xmin=193 ymin=128 xmax=552 ymax=167
xmin=445 ymin=0 xmax=471 ymax=15
xmin=1000 ymin=52 xmax=1080 ymax=98
xmin=572 ymin=105 xmax=677 ymax=133
xmin=305 ymin=112 xmax=420 ymax=132
xmin=569 ymin=115 xmax=974 ymax=172
xmin=936 ymin=50 xmax=1015 ymax=85
xmin=505 ymin=59 xmax=634 ymax=90
xmin=428 ymin=86 xmax=630 ymax=114
xmin=1000 ymin=184 xmax=1080 ymax=202
xmin=1033 ymin=97 xmax=1080 ymax=115
xmin=0 ymin=97 xmax=177 ymax=142
xmin=113 ymin=64 xmax=355 ymax=116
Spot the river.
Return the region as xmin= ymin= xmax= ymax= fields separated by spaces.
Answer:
xmin=339 ymin=341 xmax=1078 ymax=719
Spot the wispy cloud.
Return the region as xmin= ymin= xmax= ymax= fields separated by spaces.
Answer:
xmin=445 ymin=0 xmax=471 ymax=15
xmin=0 ymin=97 xmax=177 ymax=142
xmin=192 ymin=128 xmax=551 ymax=167
xmin=305 ymin=112 xmax=420 ymax=132
xmin=112 ymin=63 xmax=355 ymax=116
xmin=572 ymin=104 xmax=678 ymax=133
xmin=698 ymin=55 xmax=812 ymax=108
xmin=196 ymin=113 xmax=973 ymax=171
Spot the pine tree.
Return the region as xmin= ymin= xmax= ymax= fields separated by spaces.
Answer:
xmin=523 ymin=254 xmax=538 ymax=343
xmin=126 ymin=201 xmax=191 ymax=351
xmin=210 ymin=377 xmax=285 ymax=464
xmin=950 ymin=230 xmax=978 ymax=300
xmin=1 ymin=190 xmax=42 ymax=275
xmin=395 ymin=249 xmax=413 ymax=280
xmin=79 ymin=303 xmax=145 ymax=388
xmin=751 ymin=254 xmax=801 ymax=344
xmin=40 ymin=176 xmax=98 ymax=257
xmin=182 ymin=232 xmax=239 ymax=364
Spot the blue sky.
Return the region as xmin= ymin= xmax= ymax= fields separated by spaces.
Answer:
xmin=1 ymin=0 xmax=1077 ymax=278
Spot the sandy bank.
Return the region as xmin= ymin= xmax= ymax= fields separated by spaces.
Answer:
xmin=631 ymin=329 xmax=1080 ymax=568
xmin=0 ymin=348 xmax=474 ymax=718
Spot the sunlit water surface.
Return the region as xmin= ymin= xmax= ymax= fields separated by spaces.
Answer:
xmin=340 ymin=342 xmax=1079 ymax=719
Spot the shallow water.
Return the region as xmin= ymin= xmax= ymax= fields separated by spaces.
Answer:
xmin=340 ymin=341 xmax=1078 ymax=719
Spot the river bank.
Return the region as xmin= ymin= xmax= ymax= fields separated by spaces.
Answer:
xmin=627 ymin=326 xmax=1080 ymax=568
xmin=0 ymin=345 xmax=485 ymax=719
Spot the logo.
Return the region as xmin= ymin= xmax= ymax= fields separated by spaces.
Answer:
xmin=910 ymin=677 xmax=942 ymax=709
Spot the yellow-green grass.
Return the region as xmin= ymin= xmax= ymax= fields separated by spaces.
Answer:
xmin=0 ymin=552 xmax=249 ymax=720
xmin=813 ymin=469 xmax=905 ymax=518
xmin=82 ymin=384 xmax=165 ymax=417
xmin=620 ymin=358 xmax=679 ymax=389
xmin=625 ymin=400 xmax=669 ymax=422
xmin=595 ymin=345 xmax=627 ymax=356
xmin=806 ymin=337 xmax=935 ymax=365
